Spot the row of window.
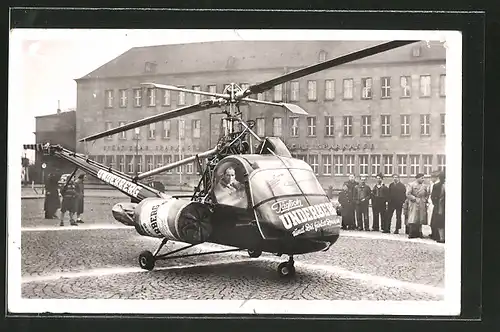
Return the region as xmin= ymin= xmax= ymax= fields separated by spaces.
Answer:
xmin=87 ymin=153 xmax=445 ymax=178
xmin=103 ymin=74 xmax=446 ymax=109
xmin=103 ymin=113 xmax=445 ymax=141
xmin=292 ymin=154 xmax=446 ymax=177
xmin=88 ymin=154 xmax=200 ymax=175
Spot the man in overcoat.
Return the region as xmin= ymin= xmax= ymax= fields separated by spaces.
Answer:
xmin=406 ymin=173 xmax=430 ymax=238
xmin=387 ymin=174 xmax=407 ymax=234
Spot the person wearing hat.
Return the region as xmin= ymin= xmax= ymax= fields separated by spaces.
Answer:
xmin=43 ymin=173 xmax=60 ymax=219
xmin=388 ymin=174 xmax=407 ymax=234
xmin=354 ymin=176 xmax=371 ymax=231
xmin=428 ymin=170 xmax=441 ymax=240
xmin=371 ymin=173 xmax=389 ymax=232
xmin=406 ymin=173 xmax=430 ymax=238
xmin=74 ymin=173 xmax=86 ymax=223
xmin=430 ymin=171 xmax=446 ymax=243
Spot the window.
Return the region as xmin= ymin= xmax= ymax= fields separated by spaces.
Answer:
xmin=383 ymin=155 xmax=393 ymax=176
xmin=178 ymin=119 xmax=185 ymax=139
xmin=361 ymin=78 xmax=372 ymax=99
xmin=400 ymin=76 xmax=411 ymax=97
xmin=296 ymin=154 xmax=307 ymax=162
xmin=173 ymin=155 xmax=182 ymax=174
xmin=359 ymin=155 xmax=368 ymax=176
xmin=272 ymin=118 xmax=282 ymax=137
xmin=147 ymin=88 xmax=156 ymax=106
xmin=401 ymin=115 xmax=411 ymax=136
xmin=334 ymin=155 xmax=343 ymax=175
xmin=343 ymin=116 xmax=353 ymax=136
xmin=381 ymin=115 xmax=391 ymax=136
xmin=163 ymin=120 xmax=171 ymax=138
xmin=397 ymin=155 xmax=408 ymax=176
xmin=126 ymin=155 xmax=134 ymax=173
xmin=147 ymin=123 xmax=156 ymax=139
xmin=146 ymin=155 xmax=154 ymax=172
xmin=118 ymin=156 xmax=125 ymax=173
xmin=423 ymin=155 xmax=433 ymax=176
xmin=290 ymin=117 xmax=299 ymax=137
xmin=154 ymin=155 xmax=163 ymax=168
xmin=105 ymin=90 xmax=114 ymax=108
xmin=105 ymin=122 xmax=113 ymax=140
xmin=96 ymin=155 xmax=104 ymax=164
xmin=192 ymin=119 xmax=201 ymax=138
xmin=361 ymin=115 xmax=371 ymax=136
xmin=307 ymin=117 xmax=316 ymax=136
xmin=274 ymin=84 xmax=283 ymax=102
xmin=307 ymin=81 xmax=317 ymax=100
xmin=118 ymin=121 xmax=126 ymax=139
xmin=325 ymin=80 xmax=335 ymax=100
xmin=178 ymin=87 xmax=186 ymax=105
xmin=410 ymin=155 xmax=420 ymax=176
xmin=119 ymin=89 xmax=127 ymax=108
xmin=309 ymin=155 xmax=319 ymax=174
xmin=290 ymin=81 xmax=299 ymax=101
xmin=133 ymin=89 xmax=142 ymax=107
xmin=440 ymin=114 xmax=446 ymax=136
xmin=322 ymin=155 xmax=332 ymax=175
xmin=439 ymin=74 xmax=446 ymax=97
xmin=162 ymin=90 xmax=170 ymax=106
xmin=105 ymin=155 xmax=115 ymax=168
xmin=134 ymin=127 xmax=141 ymax=139
xmin=324 ymin=116 xmax=334 ymax=137
xmin=256 ymin=118 xmax=265 ymax=137
xmin=257 ymin=92 xmax=264 ymax=101
xmin=420 ymin=75 xmax=431 ymax=97
xmin=371 ymin=155 xmax=381 ymax=176
xmin=420 ymin=114 xmax=430 ymax=136
xmin=381 ymin=77 xmax=391 ymax=98
xmin=193 ymin=85 xmax=201 ymax=104
xmin=208 ymin=85 xmax=217 ymax=100
xmin=185 ymin=155 xmax=194 ymax=174
xmin=343 ymin=79 xmax=353 ymax=99
xmin=437 ymin=155 xmax=446 ymax=172
xmin=319 ymin=50 xmax=327 ymax=62
xmin=164 ymin=155 xmax=172 ymax=174
xmin=136 ymin=156 xmax=143 ymax=173
xmin=345 ymin=155 xmax=355 ymax=175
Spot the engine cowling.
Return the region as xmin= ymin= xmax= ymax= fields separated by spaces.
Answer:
xmin=112 ymin=198 xmax=212 ymax=244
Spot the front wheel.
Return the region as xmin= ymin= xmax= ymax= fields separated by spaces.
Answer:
xmin=139 ymin=250 xmax=155 ymax=271
xmin=277 ymin=262 xmax=295 ymax=278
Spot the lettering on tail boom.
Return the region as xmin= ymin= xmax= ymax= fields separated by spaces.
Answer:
xmin=97 ymin=169 xmax=141 ymax=198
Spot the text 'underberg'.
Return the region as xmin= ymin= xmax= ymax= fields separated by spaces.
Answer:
xmin=96 ymin=169 xmax=141 ymax=198
xmin=276 ymin=200 xmax=338 ymax=230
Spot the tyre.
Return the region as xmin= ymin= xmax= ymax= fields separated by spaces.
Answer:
xmin=139 ymin=250 xmax=155 ymax=271
xmin=277 ymin=262 xmax=296 ymax=278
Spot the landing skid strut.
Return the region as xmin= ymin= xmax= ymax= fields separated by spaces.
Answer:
xmin=138 ymin=238 xmax=296 ymax=278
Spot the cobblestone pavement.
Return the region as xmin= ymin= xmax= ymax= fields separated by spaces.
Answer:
xmin=19 ymin=199 xmax=445 ymax=301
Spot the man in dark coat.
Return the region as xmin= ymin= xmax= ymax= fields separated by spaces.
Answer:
xmin=60 ymin=179 xmax=78 ymax=226
xmin=430 ymin=171 xmax=446 ymax=243
xmin=74 ymin=173 xmax=86 ymax=223
xmin=372 ymin=173 xmax=389 ymax=232
xmin=387 ymin=174 xmax=407 ymax=234
xmin=354 ymin=176 xmax=371 ymax=231
xmin=44 ymin=173 xmax=60 ymax=219
xmin=338 ymin=183 xmax=355 ymax=230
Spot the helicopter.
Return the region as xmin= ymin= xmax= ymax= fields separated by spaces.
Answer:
xmin=26 ymin=40 xmax=419 ymax=278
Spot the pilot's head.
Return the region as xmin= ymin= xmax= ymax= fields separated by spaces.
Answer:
xmin=223 ymin=166 xmax=236 ymax=184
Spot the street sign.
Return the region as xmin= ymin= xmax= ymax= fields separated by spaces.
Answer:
xmin=41 ymin=163 xmax=46 ymax=169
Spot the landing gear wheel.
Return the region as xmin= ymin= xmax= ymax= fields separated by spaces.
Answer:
xmin=139 ymin=250 xmax=155 ymax=271
xmin=248 ymin=249 xmax=262 ymax=258
xmin=277 ymin=262 xmax=296 ymax=278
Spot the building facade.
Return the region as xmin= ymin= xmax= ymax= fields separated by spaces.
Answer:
xmin=75 ymin=40 xmax=446 ymax=189
xmin=34 ymin=110 xmax=77 ymax=182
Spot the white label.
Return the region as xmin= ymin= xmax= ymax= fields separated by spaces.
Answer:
xmin=278 ymin=202 xmax=337 ymax=230
xmin=97 ymin=169 xmax=141 ymax=198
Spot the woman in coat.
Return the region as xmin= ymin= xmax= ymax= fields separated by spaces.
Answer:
xmin=406 ymin=173 xmax=430 ymax=238
xmin=44 ymin=173 xmax=60 ymax=219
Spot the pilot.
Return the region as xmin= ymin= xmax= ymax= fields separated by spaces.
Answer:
xmin=215 ymin=166 xmax=246 ymax=207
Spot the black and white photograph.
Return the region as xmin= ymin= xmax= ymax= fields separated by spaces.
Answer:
xmin=8 ymin=28 xmax=462 ymax=316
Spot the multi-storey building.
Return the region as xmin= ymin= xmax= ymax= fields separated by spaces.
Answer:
xmin=75 ymin=40 xmax=446 ymax=188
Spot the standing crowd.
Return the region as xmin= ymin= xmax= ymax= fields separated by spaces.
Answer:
xmin=43 ymin=173 xmax=86 ymax=226
xmin=337 ymin=170 xmax=446 ymax=243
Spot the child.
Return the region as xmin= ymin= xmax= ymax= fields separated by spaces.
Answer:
xmin=60 ymin=179 xmax=78 ymax=226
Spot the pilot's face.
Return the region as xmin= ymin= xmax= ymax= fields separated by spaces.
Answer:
xmin=224 ymin=168 xmax=236 ymax=184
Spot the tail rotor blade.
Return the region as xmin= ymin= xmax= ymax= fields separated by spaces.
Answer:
xmin=79 ymin=101 xmax=219 ymax=142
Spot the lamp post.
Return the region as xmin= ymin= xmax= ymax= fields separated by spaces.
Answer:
xmin=178 ymin=119 xmax=184 ymax=189
xmin=134 ymin=127 xmax=140 ymax=178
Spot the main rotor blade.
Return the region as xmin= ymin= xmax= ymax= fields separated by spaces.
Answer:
xmin=242 ymin=40 xmax=420 ymax=97
xmin=79 ymin=100 xmax=219 ymax=142
xmin=141 ymin=82 xmax=231 ymax=100
xmin=241 ymin=97 xmax=308 ymax=115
